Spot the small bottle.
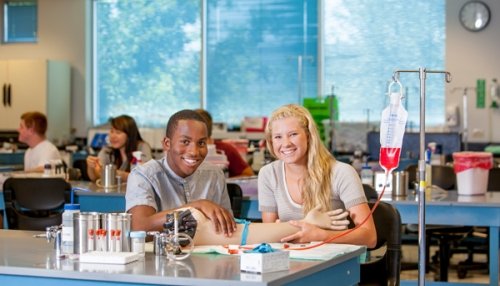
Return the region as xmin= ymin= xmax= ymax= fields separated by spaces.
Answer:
xmin=425 ymin=148 xmax=433 ymax=190
xmin=131 ymin=151 xmax=143 ymax=169
xmin=491 ymin=78 xmax=499 ymax=108
xmin=130 ymin=231 xmax=147 ymax=256
xmin=61 ymin=203 xmax=81 ymax=255
xmin=43 ymin=163 xmax=51 ymax=177
xmin=360 ymin=164 xmax=374 ymax=187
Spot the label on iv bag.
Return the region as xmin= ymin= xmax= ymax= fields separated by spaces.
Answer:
xmin=379 ymin=92 xmax=407 ymax=173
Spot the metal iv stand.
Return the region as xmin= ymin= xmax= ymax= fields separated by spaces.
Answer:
xmin=392 ymin=67 xmax=452 ymax=286
xmin=451 ymin=87 xmax=475 ymax=151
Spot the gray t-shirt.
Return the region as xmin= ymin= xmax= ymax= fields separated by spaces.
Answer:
xmin=258 ymin=160 xmax=366 ymax=222
xmin=125 ymin=157 xmax=232 ymax=213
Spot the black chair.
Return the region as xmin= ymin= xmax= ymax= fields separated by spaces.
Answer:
xmin=360 ymin=201 xmax=402 ymax=286
xmin=403 ymin=165 xmax=477 ymax=281
xmin=226 ymin=183 xmax=243 ymax=219
xmin=73 ymin=159 xmax=91 ymax=181
xmin=363 ymin=183 xmax=379 ymax=202
xmin=487 ymin=167 xmax=500 ymax=191
xmin=3 ymin=177 xmax=71 ymax=230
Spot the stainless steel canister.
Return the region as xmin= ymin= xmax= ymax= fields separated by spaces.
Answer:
xmin=103 ymin=213 xmax=131 ymax=252
xmin=392 ymin=171 xmax=409 ymax=197
xmin=73 ymin=212 xmax=100 ymax=254
xmin=102 ymin=164 xmax=117 ymax=188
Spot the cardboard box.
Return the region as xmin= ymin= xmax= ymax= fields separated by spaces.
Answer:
xmin=240 ymin=250 xmax=289 ymax=273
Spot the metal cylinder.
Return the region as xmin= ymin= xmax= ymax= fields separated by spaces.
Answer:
xmin=73 ymin=212 xmax=99 ymax=254
xmin=392 ymin=171 xmax=409 ymax=197
xmin=103 ymin=213 xmax=131 ymax=252
xmin=102 ymin=164 xmax=117 ymax=188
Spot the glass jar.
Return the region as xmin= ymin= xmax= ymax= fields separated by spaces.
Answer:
xmin=130 ymin=231 xmax=146 ymax=256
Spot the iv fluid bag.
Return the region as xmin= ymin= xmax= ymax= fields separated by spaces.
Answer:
xmin=379 ymin=92 xmax=408 ymax=173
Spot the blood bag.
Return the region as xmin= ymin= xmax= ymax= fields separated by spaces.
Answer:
xmin=379 ymin=82 xmax=408 ymax=174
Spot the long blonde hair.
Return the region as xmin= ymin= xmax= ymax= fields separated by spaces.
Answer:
xmin=265 ymin=104 xmax=335 ymax=215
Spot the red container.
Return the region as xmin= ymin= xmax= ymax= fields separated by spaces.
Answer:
xmin=453 ymin=152 xmax=493 ymax=195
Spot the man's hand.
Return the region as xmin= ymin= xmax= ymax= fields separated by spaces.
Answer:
xmin=303 ymin=205 xmax=350 ymax=231
xmin=280 ymin=220 xmax=325 ymax=243
xmin=190 ymin=200 xmax=236 ymax=237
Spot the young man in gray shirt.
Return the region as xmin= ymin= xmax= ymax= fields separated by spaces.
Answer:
xmin=126 ymin=109 xmax=236 ymax=236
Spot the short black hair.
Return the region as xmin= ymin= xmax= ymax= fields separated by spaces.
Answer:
xmin=194 ymin=109 xmax=213 ymax=137
xmin=165 ymin=109 xmax=207 ymax=138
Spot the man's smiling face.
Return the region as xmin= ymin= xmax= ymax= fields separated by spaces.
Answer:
xmin=163 ymin=119 xmax=208 ymax=178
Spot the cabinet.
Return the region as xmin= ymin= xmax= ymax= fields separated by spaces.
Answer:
xmin=0 ymin=60 xmax=71 ymax=144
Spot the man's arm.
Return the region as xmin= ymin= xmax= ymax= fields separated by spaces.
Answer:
xmin=186 ymin=199 xmax=236 ymax=236
xmin=129 ymin=205 xmax=168 ymax=231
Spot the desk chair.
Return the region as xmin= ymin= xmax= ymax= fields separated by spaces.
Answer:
xmin=360 ymin=201 xmax=402 ymax=286
xmin=3 ymin=177 xmax=71 ymax=231
xmin=403 ymin=164 xmax=471 ymax=281
xmin=363 ymin=184 xmax=379 ymax=202
xmin=487 ymin=167 xmax=500 ymax=191
xmin=73 ymin=159 xmax=90 ymax=181
xmin=227 ymin=183 xmax=243 ymax=219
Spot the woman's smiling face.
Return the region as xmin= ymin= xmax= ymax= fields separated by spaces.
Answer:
xmin=108 ymin=127 xmax=128 ymax=150
xmin=271 ymin=117 xmax=308 ymax=166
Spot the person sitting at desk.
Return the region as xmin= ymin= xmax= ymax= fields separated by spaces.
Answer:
xmin=258 ymin=104 xmax=376 ymax=247
xmin=86 ymin=115 xmax=152 ymax=183
xmin=126 ymin=109 xmax=236 ymax=236
xmin=18 ymin=111 xmax=61 ymax=172
xmin=194 ymin=109 xmax=255 ymax=177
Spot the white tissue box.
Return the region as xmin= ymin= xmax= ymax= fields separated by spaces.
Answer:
xmin=240 ymin=250 xmax=289 ymax=273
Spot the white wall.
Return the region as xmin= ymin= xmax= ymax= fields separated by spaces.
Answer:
xmin=447 ymin=0 xmax=500 ymax=143
xmin=1 ymin=0 xmax=500 ymax=142
xmin=0 ymin=0 xmax=86 ymax=138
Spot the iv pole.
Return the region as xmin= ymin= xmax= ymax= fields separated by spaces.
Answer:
xmin=392 ymin=67 xmax=452 ymax=286
xmin=451 ymin=87 xmax=475 ymax=151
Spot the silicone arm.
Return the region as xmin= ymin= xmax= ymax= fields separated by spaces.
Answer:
xmin=183 ymin=207 xmax=350 ymax=246
xmin=303 ymin=205 xmax=350 ymax=231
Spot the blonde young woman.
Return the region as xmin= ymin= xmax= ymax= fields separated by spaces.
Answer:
xmin=258 ymin=104 xmax=376 ymax=247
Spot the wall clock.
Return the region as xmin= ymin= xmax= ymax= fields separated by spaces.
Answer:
xmin=459 ymin=1 xmax=491 ymax=32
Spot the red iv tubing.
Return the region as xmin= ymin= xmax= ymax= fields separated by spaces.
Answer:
xmin=286 ymin=149 xmax=400 ymax=251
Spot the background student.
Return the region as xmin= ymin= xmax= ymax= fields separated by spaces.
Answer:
xmin=18 ymin=111 xmax=61 ymax=172
xmin=86 ymin=115 xmax=152 ymax=182
xmin=195 ymin=109 xmax=255 ymax=177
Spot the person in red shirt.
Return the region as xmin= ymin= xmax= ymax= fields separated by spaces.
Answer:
xmin=195 ymin=109 xmax=255 ymax=177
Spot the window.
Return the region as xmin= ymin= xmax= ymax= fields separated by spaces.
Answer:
xmin=322 ymin=0 xmax=445 ymax=127
xmin=2 ymin=0 xmax=37 ymax=43
xmin=93 ymin=0 xmax=201 ymax=127
xmin=206 ymin=0 xmax=317 ymax=127
xmin=93 ymin=0 xmax=445 ymax=128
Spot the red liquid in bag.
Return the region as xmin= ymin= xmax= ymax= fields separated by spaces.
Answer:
xmin=379 ymin=147 xmax=401 ymax=173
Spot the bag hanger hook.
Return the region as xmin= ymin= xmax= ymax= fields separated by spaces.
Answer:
xmin=388 ymin=76 xmax=404 ymax=99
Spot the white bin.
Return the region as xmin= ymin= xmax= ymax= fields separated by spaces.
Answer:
xmin=453 ymin=152 xmax=493 ymax=196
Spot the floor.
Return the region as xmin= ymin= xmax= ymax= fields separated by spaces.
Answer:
xmin=400 ymin=245 xmax=490 ymax=283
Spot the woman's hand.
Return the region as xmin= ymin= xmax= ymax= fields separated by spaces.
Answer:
xmin=303 ymin=205 xmax=350 ymax=230
xmin=280 ymin=220 xmax=326 ymax=243
xmin=86 ymin=156 xmax=102 ymax=181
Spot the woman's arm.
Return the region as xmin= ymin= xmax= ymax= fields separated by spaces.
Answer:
xmin=180 ymin=207 xmax=354 ymax=246
xmin=282 ymin=203 xmax=377 ymax=248
xmin=86 ymin=156 xmax=101 ymax=182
